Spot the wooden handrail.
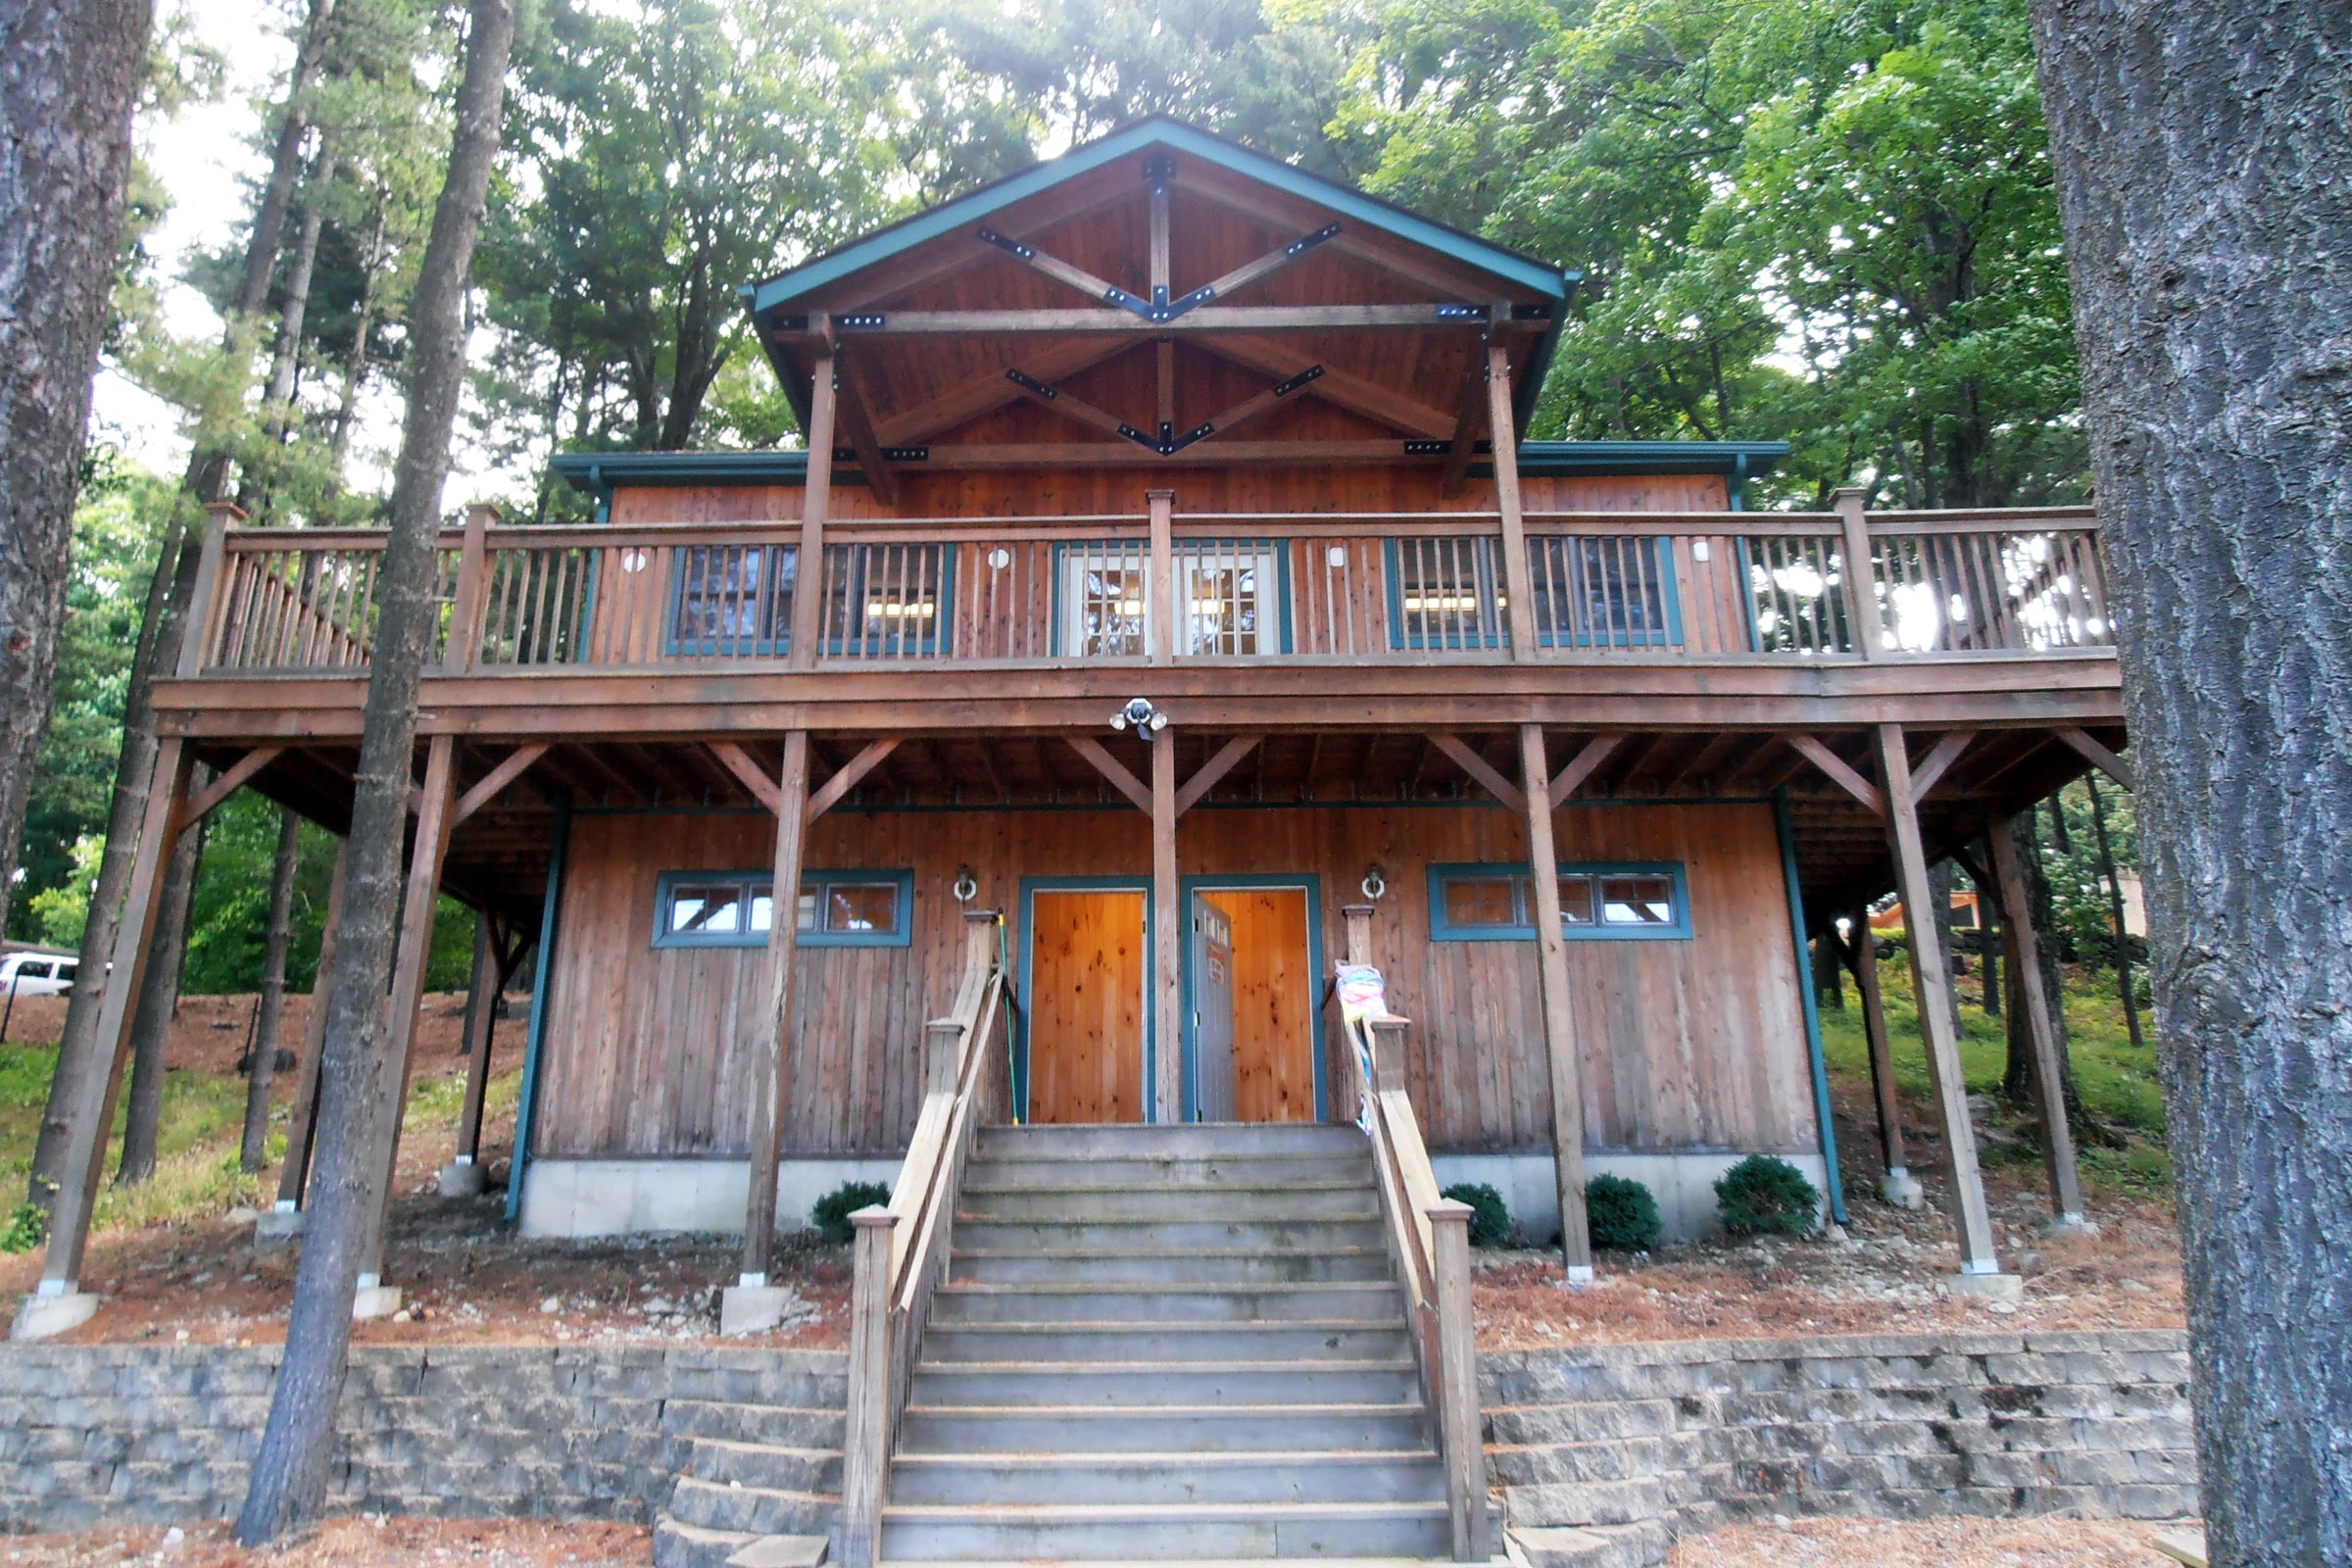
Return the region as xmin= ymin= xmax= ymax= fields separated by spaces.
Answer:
xmin=1330 ymin=994 xmax=1489 ymax=1562
xmin=840 ymin=908 xmax=1004 ymax=1568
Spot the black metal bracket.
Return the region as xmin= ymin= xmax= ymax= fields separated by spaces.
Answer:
xmin=1005 ymin=368 xmax=1057 ymax=400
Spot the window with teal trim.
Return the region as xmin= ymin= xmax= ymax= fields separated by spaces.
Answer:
xmin=821 ymin=542 xmax=952 ymax=656
xmin=671 ymin=544 xmax=796 ymax=656
xmin=655 ymin=868 xmax=913 ymax=949
xmin=1428 ymin=861 xmax=1691 ymax=941
xmin=1529 ymin=536 xmax=1682 ymax=648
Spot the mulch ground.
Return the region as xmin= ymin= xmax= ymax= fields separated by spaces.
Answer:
xmin=0 ymin=1520 xmax=649 ymax=1567
xmin=1664 ymin=1516 xmax=2195 ymax=1566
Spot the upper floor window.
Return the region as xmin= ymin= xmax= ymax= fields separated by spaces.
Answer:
xmin=1428 ymin=861 xmax=1690 ymax=941
xmin=655 ymin=868 xmax=913 ymax=949
xmin=1390 ymin=537 xmax=1507 ymax=649
xmin=672 ymin=544 xmax=795 ymax=656
xmin=820 ymin=542 xmax=953 ymax=657
xmin=1055 ymin=541 xmax=1289 ymax=658
xmin=1530 ymin=536 xmax=1680 ymax=648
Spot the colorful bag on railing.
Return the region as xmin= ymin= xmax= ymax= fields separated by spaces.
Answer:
xmin=1334 ymin=963 xmax=1386 ymax=1134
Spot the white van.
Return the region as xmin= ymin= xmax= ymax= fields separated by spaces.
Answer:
xmin=0 ymin=953 xmax=76 ymax=997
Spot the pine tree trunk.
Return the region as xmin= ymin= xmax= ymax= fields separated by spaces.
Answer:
xmin=328 ymin=200 xmax=389 ymax=476
xmin=24 ymin=0 xmax=340 ymax=1214
xmin=235 ymin=0 xmax=516 ymax=1539
xmin=240 ymin=808 xmax=303 ymax=1172
xmin=115 ymin=812 xmax=204 ymax=1185
xmin=2084 ymin=775 xmax=2146 ymax=1053
xmin=1977 ymin=853 xmax=2001 ymax=1017
xmin=1925 ymin=858 xmax=1964 ymax=1031
xmin=0 ymin=0 xmax=156 ymax=937
xmin=1999 ymin=811 xmax=2075 ymax=1110
xmin=2029 ymin=7 xmax=2352 ymax=1556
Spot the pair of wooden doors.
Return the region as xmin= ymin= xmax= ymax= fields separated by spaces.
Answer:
xmin=1021 ymin=882 xmax=1317 ymax=1124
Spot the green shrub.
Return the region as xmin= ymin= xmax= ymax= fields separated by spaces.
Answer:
xmin=0 ymin=1202 xmax=47 ymax=1254
xmin=1714 ymin=1155 xmax=1820 ymax=1238
xmin=1584 ymin=1174 xmax=1661 ymax=1252
xmin=811 ymin=1180 xmax=893 ymax=1244
xmin=1440 ymin=1181 xmax=1510 ymax=1247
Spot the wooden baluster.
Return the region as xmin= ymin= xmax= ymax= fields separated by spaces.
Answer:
xmin=447 ymin=504 xmax=494 ymax=672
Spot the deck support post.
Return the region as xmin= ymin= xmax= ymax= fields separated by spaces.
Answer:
xmin=1517 ymin=723 xmax=1592 ymax=1277
xmin=15 ymin=738 xmax=194 ymax=1340
xmin=1988 ymin=823 xmax=2091 ymax=1230
xmin=838 ymin=1204 xmax=897 ymax=1568
xmin=1147 ymin=488 xmax=1175 ymax=665
xmin=353 ymin=733 xmax=462 ymax=1318
xmin=1846 ymin=902 xmax=1922 ymax=1209
xmin=1151 ymin=726 xmax=1181 ymax=1121
xmin=736 ymin=732 xmax=813 ymax=1297
xmin=1487 ymin=344 xmax=1540 ymax=660
xmin=440 ymin=910 xmax=503 ymax=1198
xmin=1875 ymin=724 xmax=2011 ymax=1289
xmin=260 ymin=837 xmax=350 ymax=1244
xmin=789 ymin=358 xmax=838 ymax=670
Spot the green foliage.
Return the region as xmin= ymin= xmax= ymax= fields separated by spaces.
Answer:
xmin=1714 ymin=1154 xmax=1820 ymax=1238
xmin=812 ymin=1179 xmax=893 ymax=1243
xmin=1584 ymin=1174 xmax=1662 ymax=1252
xmin=0 ymin=1202 xmax=46 ymax=1254
xmin=1440 ymin=1180 xmax=1509 ymax=1246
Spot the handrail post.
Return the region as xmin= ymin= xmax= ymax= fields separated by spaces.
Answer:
xmin=1428 ymin=1198 xmax=1488 ymax=1562
xmin=1833 ymin=485 xmax=1878 ymax=659
xmin=446 ymin=502 xmax=497 ymax=671
xmin=176 ymin=503 xmax=242 ymax=679
xmin=960 ymin=906 xmax=999 ymax=974
xmin=840 ymin=1204 xmax=898 ymax=1568
xmin=1340 ymin=903 xmax=1375 ymax=966
xmin=922 ymin=1018 xmax=961 ymax=1097
xmin=1367 ymin=1014 xmax=1408 ymax=1096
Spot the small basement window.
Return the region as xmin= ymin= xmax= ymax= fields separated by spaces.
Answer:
xmin=655 ymin=868 xmax=913 ymax=949
xmin=1428 ymin=861 xmax=1690 ymax=942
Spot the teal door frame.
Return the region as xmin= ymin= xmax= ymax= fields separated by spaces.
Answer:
xmin=1179 ymin=873 xmax=1328 ymax=1123
xmin=1016 ymin=875 xmax=1156 ymax=1124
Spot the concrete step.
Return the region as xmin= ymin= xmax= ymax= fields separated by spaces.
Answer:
xmin=666 ymin=1476 xmax=838 ymax=1539
xmin=975 ymin=1123 xmax=1369 ymax=1158
xmin=961 ymin=1152 xmax=1373 ymax=1190
xmin=653 ymin=1519 xmax=760 ymax=1568
xmin=665 ymin=1400 xmax=846 ymax=1448
xmin=922 ymin=1319 xmax=1413 ymax=1364
xmin=898 ymin=1400 xmax=1432 ymax=1454
xmin=687 ymin=1438 xmax=844 ymax=1494
xmin=951 ymin=1216 xmax=1385 ymax=1255
xmin=929 ymin=1278 xmax=1404 ymax=1323
xmin=957 ymin=1183 xmax=1377 ymax=1222
xmin=886 ymin=1448 xmax=1446 ymax=1507
xmin=953 ymin=1245 xmax=1392 ymax=1285
xmin=1507 ymin=1522 xmax=1672 ymax=1568
xmin=907 ymin=1359 xmax=1419 ymax=1409
xmin=878 ymin=1498 xmax=1453 ymax=1561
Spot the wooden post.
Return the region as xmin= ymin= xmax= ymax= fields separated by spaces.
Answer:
xmin=741 ymin=731 xmax=812 ymax=1282
xmin=1875 ymin=724 xmax=2003 ymax=1275
xmin=1834 ymin=485 xmax=1879 ymax=658
xmin=24 ymin=737 xmax=194 ymax=1314
xmin=838 ymin=1204 xmax=897 ymax=1568
xmin=1148 ymin=488 xmax=1176 ymax=664
xmin=1988 ymin=825 xmax=2089 ymax=1225
xmin=1151 ymin=726 xmax=1181 ymax=1121
xmin=175 ymin=505 xmax=237 ymax=679
xmin=1846 ymin=900 xmax=1918 ymax=1205
xmin=1429 ymin=1198 xmax=1489 ymax=1562
xmin=452 ymin=909 xmax=499 ymax=1167
xmin=1366 ymin=1015 xmax=1407 ymax=1095
xmin=355 ymin=733 xmax=462 ymax=1290
xmin=1487 ymin=344 xmax=1540 ymax=660
xmin=445 ymin=503 xmax=496 ymax=670
xmin=274 ymin=837 xmax=348 ymax=1213
xmin=1340 ymin=903 xmax=1375 ymax=966
xmin=788 ymin=358 xmax=838 ymax=670
xmin=1517 ymin=723 xmax=1592 ymax=1275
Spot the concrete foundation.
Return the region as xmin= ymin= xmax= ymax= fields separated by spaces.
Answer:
xmin=518 ymin=1157 xmax=904 ymax=1239
xmin=253 ymin=1203 xmax=306 ymax=1250
xmin=438 ymin=1158 xmax=488 ymax=1198
xmin=351 ymin=1281 xmax=404 ymax=1320
xmin=9 ymin=1288 xmax=98 ymax=1343
xmin=1433 ymin=1150 xmax=1834 ymax=1246
xmin=718 ymin=1285 xmax=804 ymax=1337
xmin=1878 ymin=1165 xmax=1927 ymax=1209
xmin=1948 ymin=1269 xmax=2026 ymax=1300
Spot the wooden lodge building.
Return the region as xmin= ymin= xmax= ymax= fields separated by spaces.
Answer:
xmin=24 ymin=116 xmax=2128 ymax=1565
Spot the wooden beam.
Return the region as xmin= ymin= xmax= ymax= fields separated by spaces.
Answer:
xmin=451 ymin=743 xmax=549 ymax=827
xmin=1519 ymin=723 xmax=1592 ymax=1277
xmin=1176 ymin=172 xmax=1509 ymax=301
xmin=979 ymin=229 xmax=1138 ymax=312
xmin=831 ymin=350 xmax=901 ymax=506
xmin=1149 ymin=489 xmax=1175 ymax=664
xmin=1547 ymin=736 xmax=1623 ymax=808
xmin=453 ymin=910 xmax=499 ymax=1165
xmin=1987 ymin=825 xmax=2088 ymax=1222
xmin=1065 ymin=736 xmax=1152 ymax=813
xmin=1199 ymin=334 xmax=1454 ymax=438
xmin=1152 ymin=730 xmax=1181 ymax=1122
xmin=1876 ymin=723 xmax=2002 ymax=1274
xmin=791 ymin=303 xmax=1525 ymax=339
xmin=1787 ymin=734 xmax=1887 ymax=817
xmin=1442 ymin=352 xmax=1487 ymax=496
xmin=1490 ymin=342 xmax=1540 ymax=662
xmin=873 ymin=338 xmax=1131 ymax=445
xmin=180 ymin=746 xmax=283 ymax=826
xmin=709 ymin=741 xmax=782 ymax=813
xmin=1908 ymin=730 xmax=1979 ymax=799
xmin=788 ymin=356 xmax=837 ymax=670
xmin=1429 ymin=733 xmax=1525 ymax=814
xmin=805 ymin=738 xmax=901 ymax=824
xmin=2056 ymin=726 xmax=2133 ymax=790
xmin=743 ymin=732 xmax=812 ymax=1283
xmin=1007 ymin=369 xmax=1142 ymax=444
xmin=1174 ymin=736 xmax=1260 ymax=816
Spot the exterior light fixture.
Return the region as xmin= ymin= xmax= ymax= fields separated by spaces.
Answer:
xmin=1108 ymin=697 xmax=1168 ymax=733
xmin=1362 ymin=864 xmax=1389 ymax=901
xmin=952 ymin=866 xmax=978 ymax=903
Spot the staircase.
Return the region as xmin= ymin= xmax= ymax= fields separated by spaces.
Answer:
xmin=876 ymin=1120 xmax=1459 ymax=1560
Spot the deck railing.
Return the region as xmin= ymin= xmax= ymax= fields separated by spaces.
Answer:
xmin=184 ymin=503 xmax=2109 ymax=677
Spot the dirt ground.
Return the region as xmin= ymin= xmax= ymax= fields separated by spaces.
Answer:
xmin=1663 ymin=1516 xmax=2194 ymax=1567
xmin=0 ymin=1520 xmax=650 ymax=1567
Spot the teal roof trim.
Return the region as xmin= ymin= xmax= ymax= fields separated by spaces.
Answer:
xmin=744 ymin=117 xmax=1574 ymax=315
xmin=548 ymin=440 xmax=1787 ymax=497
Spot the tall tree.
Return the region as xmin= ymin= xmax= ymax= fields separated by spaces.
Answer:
xmin=0 ymin=0 xmax=158 ymax=937
xmin=2030 ymin=3 xmax=2351 ymax=1559
xmin=235 ymin=0 xmax=518 ymax=1540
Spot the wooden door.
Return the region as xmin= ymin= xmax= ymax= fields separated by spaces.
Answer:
xmin=1204 ymin=886 xmax=1318 ymax=1123
xmin=1025 ymin=889 xmax=1148 ymax=1124
xmin=1192 ymin=893 xmax=1237 ymax=1121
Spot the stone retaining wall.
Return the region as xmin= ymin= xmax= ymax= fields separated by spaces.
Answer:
xmin=0 ymin=1344 xmax=844 ymax=1534
xmin=1486 ymin=1328 xmax=2198 ymax=1564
